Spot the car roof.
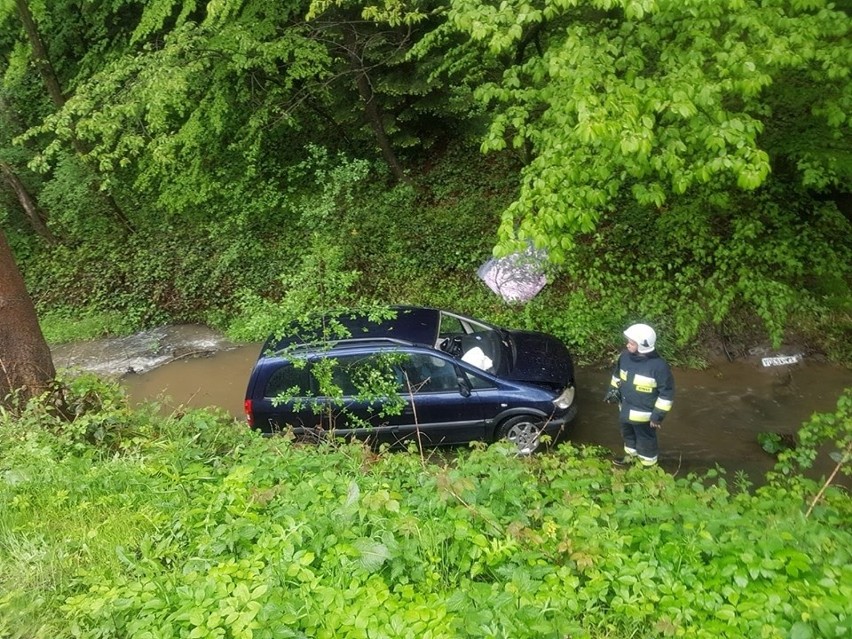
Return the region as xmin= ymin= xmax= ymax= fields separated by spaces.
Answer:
xmin=262 ymin=306 xmax=441 ymax=355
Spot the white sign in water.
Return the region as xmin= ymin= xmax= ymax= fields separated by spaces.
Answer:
xmin=761 ymin=354 xmax=803 ymax=367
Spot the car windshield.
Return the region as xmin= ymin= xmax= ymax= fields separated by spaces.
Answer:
xmin=437 ymin=311 xmax=511 ymax=375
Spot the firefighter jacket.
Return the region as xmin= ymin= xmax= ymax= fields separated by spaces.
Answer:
xmin=609 ymin=350 xmax=674 ymax=424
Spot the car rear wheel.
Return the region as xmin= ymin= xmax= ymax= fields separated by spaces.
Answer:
xmin=497 ymin=415 xmax=543 ymax=455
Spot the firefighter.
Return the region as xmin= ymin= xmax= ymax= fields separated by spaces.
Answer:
xmin=604 ymin=323 xmax=674 ymax=467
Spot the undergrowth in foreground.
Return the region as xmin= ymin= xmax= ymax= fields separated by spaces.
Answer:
xmin=1 ymin=381 xmax=850 ymax=639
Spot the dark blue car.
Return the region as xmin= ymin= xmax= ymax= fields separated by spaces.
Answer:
xmin=244 ymin=307 xmax=577 ymax=454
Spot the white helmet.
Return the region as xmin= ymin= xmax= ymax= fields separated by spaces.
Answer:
xmin=624 ymin=323 xmax=656 ymax=354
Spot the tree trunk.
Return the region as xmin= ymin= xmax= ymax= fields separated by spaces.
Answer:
xmin=16 ymin=0 xmax=66 ymax=109
xmin=0 ymin=161 xmax=57 ymax=244
xmin=0 ymin=227 xmax=56 ymax=408
xmin=343 ymin=26 xmax=410 ymax=184
xmin=14 ymin=0 xmax=135 ymax=233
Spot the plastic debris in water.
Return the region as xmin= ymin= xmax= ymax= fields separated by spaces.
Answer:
xmin=478 ymin=245 xmax=548 ymax=303
xmin=761 ymin=354 xmax=803 ymax=367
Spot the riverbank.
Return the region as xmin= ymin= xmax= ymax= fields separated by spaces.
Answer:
xmin=50 ymin=324 xmax=852 ymax=484
xmin=2 ymin=398 xmax=849 ymax=639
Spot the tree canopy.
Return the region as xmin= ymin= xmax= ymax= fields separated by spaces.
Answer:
xmin=435 ymin=0 xmax=851 ymax=257
xmin=3 ymin=1 xmax=847 ymax=244
xmin=0 ymin=0 xmax=850 ymax=407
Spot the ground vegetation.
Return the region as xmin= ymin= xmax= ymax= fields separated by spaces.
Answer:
xmin=1 ymin=3 xmax=850 ymax=635
xmin=0 ymin=378 xmax=850 ymax=638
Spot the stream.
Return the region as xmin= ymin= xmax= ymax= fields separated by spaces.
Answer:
xmin=52 ymin=324 xmax=852 ymax=483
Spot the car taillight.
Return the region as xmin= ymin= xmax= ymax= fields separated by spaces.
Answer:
xmin=244 ymin=399 xmax=254 ymax=427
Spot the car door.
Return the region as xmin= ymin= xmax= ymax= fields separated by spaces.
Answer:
xmin=458 ymin=365 xmax=514 ymax=431
xmin=314 ymin=353 xmax=405 ymax=444
xmin=394 ymin=352 xmax=486 ymax=446
xmin=253 ymin=359 xmax=322 ymax=434
xmin=458 ymin=364 xmax=555 ymax=438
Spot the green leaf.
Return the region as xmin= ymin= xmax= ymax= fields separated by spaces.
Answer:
xmin=789 ymin=622 xmax=814 ymax=639
xmin=353 ymin=538 xmax=391 ymax=572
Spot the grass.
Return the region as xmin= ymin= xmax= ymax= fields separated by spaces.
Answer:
xmin=39 ymin=309 xmax=138 ymax=345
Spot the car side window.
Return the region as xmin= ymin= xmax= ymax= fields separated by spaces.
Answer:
xmin=265 ymin=362 xmax=312 ymax=398
xmin=402 ymin=353 xmax=459 ymax=393
xmin=311 ymin=355 xmax=361 ymax=396
xmin=438 ymin=314 xmax=465 ymax=340
xmin=462 ymin=368 xmax=497 ymax=390
xmin=317 ymin=354 xmax=400 ymax=398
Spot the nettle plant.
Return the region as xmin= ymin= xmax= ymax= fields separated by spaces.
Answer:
xmin=52 ymin=433 xmax=852 ymax=639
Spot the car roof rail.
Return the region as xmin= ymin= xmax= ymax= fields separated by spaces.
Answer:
xmin=330 ymin=337 xmax=413 ymax=347
xmin=264 ymin=336 xmax=416 ymax=358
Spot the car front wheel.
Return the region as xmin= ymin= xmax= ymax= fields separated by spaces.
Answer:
xmin=497 ymin=415 xmax=543 ymax=456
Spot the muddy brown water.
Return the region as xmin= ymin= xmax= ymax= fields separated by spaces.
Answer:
xmin=53 ymin=325 xmax=852 ymax=484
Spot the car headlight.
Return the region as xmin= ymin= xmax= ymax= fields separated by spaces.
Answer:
xmin=553 ymin=385 xmax=575 ymax=410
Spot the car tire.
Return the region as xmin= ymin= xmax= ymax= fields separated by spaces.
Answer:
xmin=497 ymin=415 xmax=543 ymax=456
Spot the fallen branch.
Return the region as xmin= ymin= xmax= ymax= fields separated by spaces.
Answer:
xmin=805 ymin=443 xmax=851 ymax=518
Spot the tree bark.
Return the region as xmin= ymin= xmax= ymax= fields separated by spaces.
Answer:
xmin=343 ymin=26 xmax=410 ymax=184
xmin=16 ymin=0 xmax=66 ymax=109
xmin=0 ymin=161 xmax=57 ymax=244
xmin=14 ymin=0 xmax=135 ymax=233
xmin=0 ymin=227 xmax=56 ymax=408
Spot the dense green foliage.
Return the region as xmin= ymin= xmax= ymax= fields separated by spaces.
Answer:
xmin=3 ymin=2 xmax=850 ymax=635
xmin=1 ymin=1 xmax=851 ymax=365
xmin=20 ymin=141 xmax=852 ymax=365
xmin=1 ymin=380 xmax=851 ymax=638
xmin=442 ymin=0 xmax=852 ymax=256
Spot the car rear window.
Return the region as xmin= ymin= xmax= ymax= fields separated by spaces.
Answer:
xmin=264 ymin=362 xmax=312 ymax=398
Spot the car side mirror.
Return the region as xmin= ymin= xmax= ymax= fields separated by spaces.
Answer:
xmin=457 ymin=375 xmax=471 ymax=398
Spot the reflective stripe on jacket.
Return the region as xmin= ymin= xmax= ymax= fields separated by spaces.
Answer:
xmin=609 ymin=350 xmax=674 ymax=424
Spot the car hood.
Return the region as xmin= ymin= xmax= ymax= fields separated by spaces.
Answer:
xmin=504 ymin=330 xmax=574 ymax=387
